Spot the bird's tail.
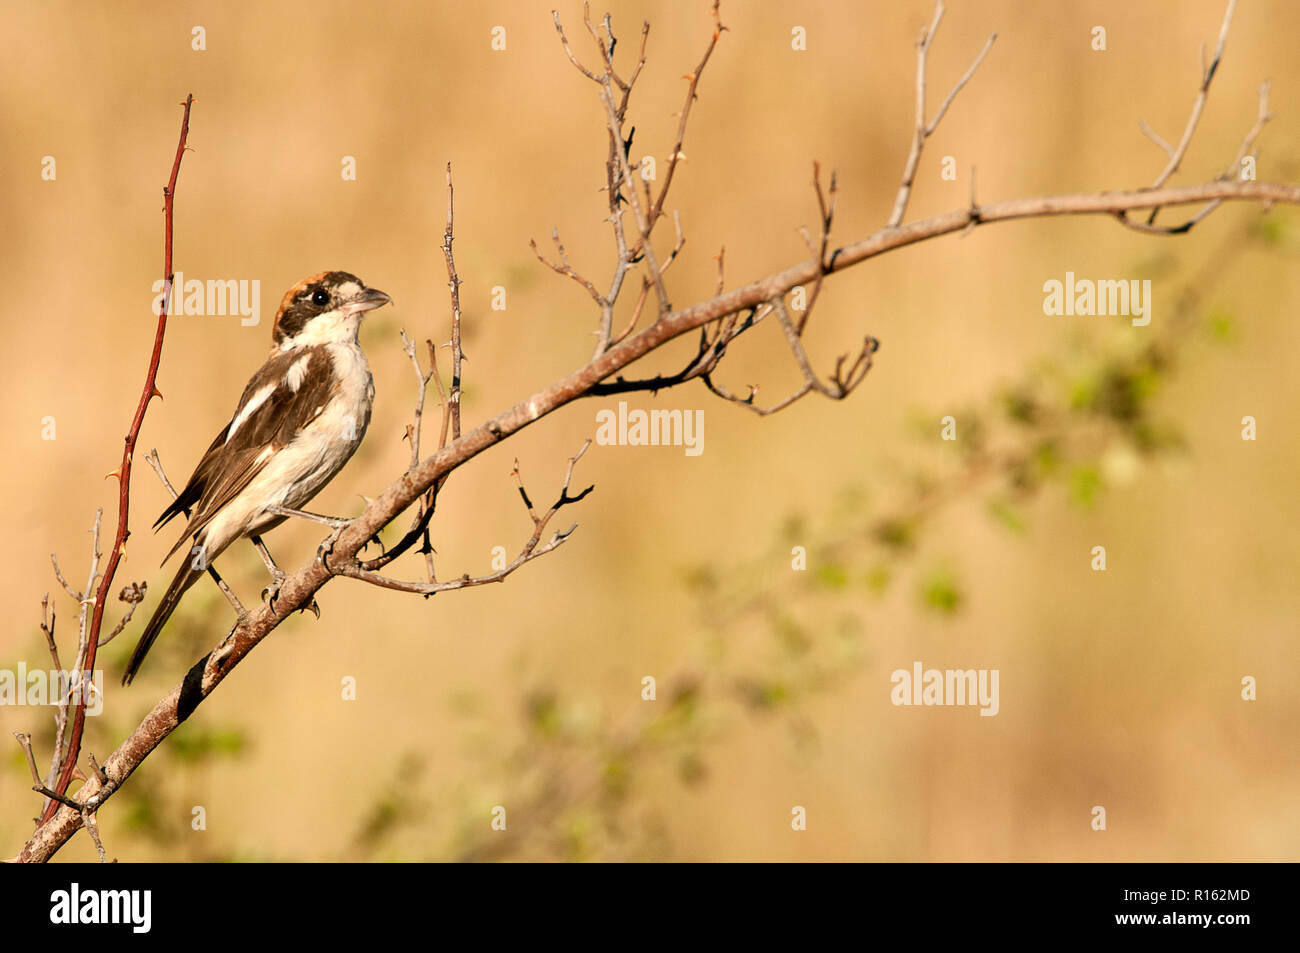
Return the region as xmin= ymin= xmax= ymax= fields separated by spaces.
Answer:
xmin=122 ymin=554 xmax=206 ymax=686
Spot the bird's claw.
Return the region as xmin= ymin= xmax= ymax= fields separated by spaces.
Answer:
xmin=261 ymin=567 xmax=289 ymax=611
xmin=263 ymin=570 xmax=319 ymax=618
xmin=316 ymin=520 xmax=384 ymax=567
xmin=316 ymin=521 xmax=354 ymax=568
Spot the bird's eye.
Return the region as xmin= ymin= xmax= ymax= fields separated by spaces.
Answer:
xmin=311 ymin=288 xmax=330 ymax=307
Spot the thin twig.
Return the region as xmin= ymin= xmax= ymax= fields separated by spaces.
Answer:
xmin=40 ymin=596 xmax=61 ymax=671
xmin=888 ymin=1 xmax=996 ymax=228
xmin=444 ymin=162 xmax=464 ymax=443
xmin=359 ymin=165 xmax=463 ymax=575
xmin=82 ymin=809 xmax=108 ymax=863
xmin=645 ymin=0 xmax=725 ymax=233
xmin=1119 ymin=2 xmax=1259 ymax=235
xmin=145 ymin=449 xmax=246 ymax=616
xmin=98 ymin=583 xmax=147 ymax=647
xmin=399 ymin=329 xmax=438 ymax=583
xmin=1223 ymin=80 xmax=1272 ymax=179
xmin=341 ymin=441 xmax=593 ymax=597
xmin=1148 ymin=0 xmax=1238 ymax=189
xmin=531 ymin=230 xmax=605 ymax=305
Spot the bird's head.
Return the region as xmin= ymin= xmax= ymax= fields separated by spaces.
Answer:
xmin=271 ymin=271 xmax=392 ymax=349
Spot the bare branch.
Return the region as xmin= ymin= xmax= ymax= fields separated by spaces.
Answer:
xmin=87 ymin=753 xmax=109 ymax=785
xmin=444 ymin=163 xmax=465 ymax=444
xmin=360 ymin=164 xmax=463 ymax=575
xmin=531 ymin=229 xmax=605 ymax=305
xmin=551 ymin=8 xmax=601 ymax=82
xmin=658 ymin=209 xmax=686 ymax=276
xmin=798 ymin=162 xmax=838 ymax=333
xmin=340 ymin=441 xmax=593 ymax=597
xmin=13 ymin=732 xmax=42 ymax=787
xmin=82 ymin=809 xmax=108 ymax=863
xmin=889 ymin=0 xmax=997 ymax=227
xmin=1120 ymin=2 xmax=1260 ymax=235
xmin=703 ymin=295 xmax=877 ymax=415
xmin=398 ymin=330 xmax=438 ymax=583
xmin=35 ymin=94 xmax=195 ymax=827
xmin=40 ymin=595 xmax=61 ymax=672
xmin=598 ymin=82 xmax=670 ymax=312
xmin=925 ymin=30 xmax=997 ymax=137
xmin=1223 ymin=80 xmax=1272 ymax=178
xmin=645 ymin=0 xmax=725 ymax=232
xmin=1148 ymin=0 xmax=1238 ymax=189
xmin=399 ymin=330 xmax=434 ymax=469
xmin=49 ymin=555 xmax=81 ymax=601
xmin=1138 ymin=118 xmax=1176 ymax=158
xmin=610 ymin=277 xmax=651 ymax=347
xmin=14 ymin=731 xmax=83 ymax=815
xmin=98 ymin=582 xmax=147 ymax=647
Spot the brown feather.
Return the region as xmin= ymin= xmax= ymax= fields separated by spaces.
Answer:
xmin=158 ymin=346 xmax=337 ymax=563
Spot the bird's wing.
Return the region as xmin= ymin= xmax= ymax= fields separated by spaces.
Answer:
xmin=157 ymin=346 xmax=337 ymax=563
xmin=152 ymin=427 xmax=227 ymax=532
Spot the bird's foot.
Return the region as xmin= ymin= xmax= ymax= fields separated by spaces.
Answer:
xmin=261 ymin=565 xmax=289 ymax=610
xmin=316 ymin=520 xmax=385 ymax=568
xmin=316 ymin=521 xmax=355 ymax=569
xmin=262 ymin=567 xmax=320 ymax=618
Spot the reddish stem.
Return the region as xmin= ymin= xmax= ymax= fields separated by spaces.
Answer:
xmin=38 ymin=94 xmax=194 ymax=825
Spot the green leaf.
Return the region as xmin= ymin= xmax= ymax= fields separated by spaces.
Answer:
xmin=814 ymin=562 xmax=849 ymax=589
xmin=526 ymin=692 xmax=562 ymax=739
xmin=601 ymin=752 xmax=631 ymax=799
xmin=1248 ymin=215 xmax=1287 ymax=246
xmin=1001 ymin=389 xmax=1038 ymax=425
xmin=874 ymin=518 xmax=915 ymax=551
xmin=865 ymin=564 xmax=892 ymax=595
xmin=988 ymin=498 xmax=1028 ymax=534
xmin=920 ymin=568 xmax=962 ymax=615
xmin=1033 ymin=440 xmax=1062 ymax=478
xmin=1069 ymin=465 xmax=1103 ymax=508
xmin=170 ymin=726 xmax=247 ymax=762
xmin=740 ymin=678 xmax=789 ymax=710
xmin=1207 ymin=310 xmax=1236 ymax=343
xmin=773 ymin=615 xmax=812 ymax=655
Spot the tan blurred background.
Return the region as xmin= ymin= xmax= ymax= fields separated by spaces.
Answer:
xmin=2 ymin=0 xmax=1297 ymax=861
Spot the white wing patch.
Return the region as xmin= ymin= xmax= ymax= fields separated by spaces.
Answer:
xmin=226 ymin=383 xmax=277 ymax=444
xmin=286 ymin=354 xmax=312 ymax=392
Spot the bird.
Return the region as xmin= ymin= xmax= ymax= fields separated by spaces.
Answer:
xmin=122 ymin=270 xmax=392 ymax=685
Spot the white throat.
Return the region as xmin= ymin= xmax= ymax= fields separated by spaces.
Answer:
xmin=280 ymin=311 xmax=364 ymax=350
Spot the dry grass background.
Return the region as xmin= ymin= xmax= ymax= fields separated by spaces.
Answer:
xmin=2 ymin=0 xmax=1297 ymax=861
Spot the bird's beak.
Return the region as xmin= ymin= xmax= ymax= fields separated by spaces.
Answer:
xmin=343 ymin=287 xmax=393 ymax=315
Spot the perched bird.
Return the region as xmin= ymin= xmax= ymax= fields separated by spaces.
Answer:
xmin=122 ymin=271 xmax=392 ymax=685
